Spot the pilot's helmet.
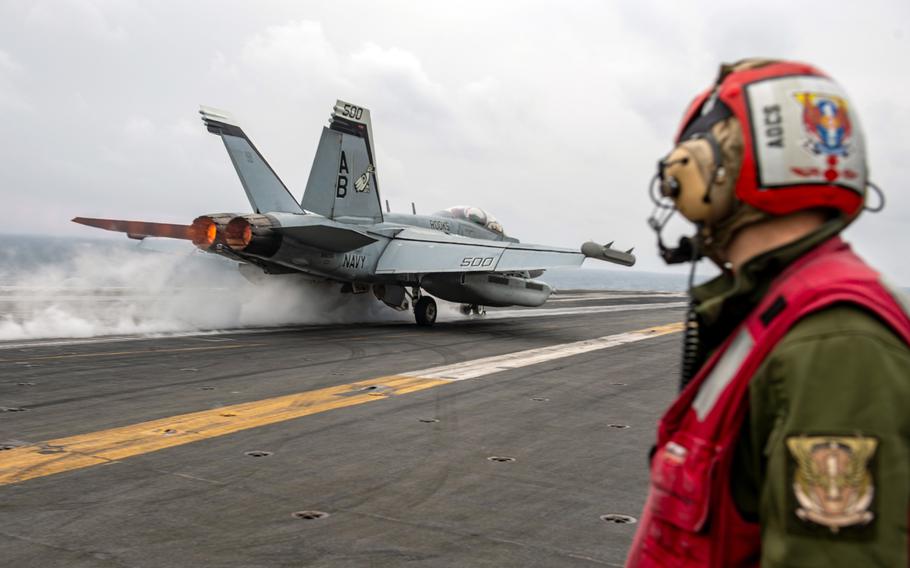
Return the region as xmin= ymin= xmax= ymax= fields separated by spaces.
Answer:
xmin=466 ymin=207 xmax=487 ymax=225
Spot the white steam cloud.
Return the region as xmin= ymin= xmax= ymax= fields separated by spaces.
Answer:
xmin=0 ymin=238 xmax=421 ymax=341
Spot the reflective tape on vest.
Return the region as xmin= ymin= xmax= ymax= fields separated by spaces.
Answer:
xmin=692 ymin=328 xmax=755 ymax=421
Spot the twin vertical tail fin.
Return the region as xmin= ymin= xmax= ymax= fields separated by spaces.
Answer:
xmin=200 ymin=101 xmax=383 ymax=222
xmin=200 ymin=106 xmax=303 ymax=214
xmin=302 ymin=100 xmax=384 ymax=223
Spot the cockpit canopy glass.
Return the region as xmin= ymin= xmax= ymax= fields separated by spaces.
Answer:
xmin=438 ymin=206 xmax=505 ymax=235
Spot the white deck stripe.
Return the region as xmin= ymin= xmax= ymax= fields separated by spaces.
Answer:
xmin=483 ymin=302 xmax=686 ymax=320
xmin=405 ymin=323 xmax=682 ymax=381
xmin=548 ymin=293 xmax=685 ymax=302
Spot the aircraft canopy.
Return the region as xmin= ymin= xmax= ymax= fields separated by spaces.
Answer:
xmin=438 ymin=206 xmax=505 ymax=235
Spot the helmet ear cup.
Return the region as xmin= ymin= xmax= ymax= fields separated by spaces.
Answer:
xmin=661 ymin=139 xmax=717 ymax=222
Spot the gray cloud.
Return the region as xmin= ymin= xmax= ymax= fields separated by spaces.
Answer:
xmin=1 ymin=0 xmax=908 ymax=283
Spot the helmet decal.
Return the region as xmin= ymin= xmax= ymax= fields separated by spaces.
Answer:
xmin=794 ymin=92 xmax=853 ymax=157
xmin=790 ymin=91 xmax=860 ymax=184
xmin=743 ymin=74 xmax=866 ymax=200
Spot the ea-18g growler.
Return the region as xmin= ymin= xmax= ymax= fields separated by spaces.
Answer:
xmin=74 ymin=100 xmax=635 ymax=326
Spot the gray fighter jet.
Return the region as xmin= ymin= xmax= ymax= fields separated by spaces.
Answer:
xmin=73 ymin=100 xmax=634 ymax=326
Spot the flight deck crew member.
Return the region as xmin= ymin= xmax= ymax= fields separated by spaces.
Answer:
xmin=626 ymin=59 xmax=910 ymax=567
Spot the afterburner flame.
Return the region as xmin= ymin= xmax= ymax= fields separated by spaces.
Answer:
xmin=190 ymin=217 xmax=217 ymax=248
xmin=222 ymin=214 xmax=281 ymax=257
xmin=225 ymin=217 xmax=253 ymax=250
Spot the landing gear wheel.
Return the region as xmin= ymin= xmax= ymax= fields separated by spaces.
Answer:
xmin=414 ymin=296 xmax=437 ymax=326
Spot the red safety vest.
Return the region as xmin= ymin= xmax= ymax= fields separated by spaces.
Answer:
xmin=626 ymin=237 xmax=910 ymax=567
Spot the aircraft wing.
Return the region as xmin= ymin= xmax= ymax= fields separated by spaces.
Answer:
xmin=375 ymin=228 xmax=627 ymax=275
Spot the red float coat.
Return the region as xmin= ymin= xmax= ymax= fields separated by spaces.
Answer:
xmin=626 ymin=238 xmax=910 ymax=567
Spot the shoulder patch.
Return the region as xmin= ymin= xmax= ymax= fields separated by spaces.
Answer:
xmin=786 ymin=435 xmax=878 ymax=534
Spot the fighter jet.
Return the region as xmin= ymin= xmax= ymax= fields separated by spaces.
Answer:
xmin=73 ymin=100 xmax=634 ymax=326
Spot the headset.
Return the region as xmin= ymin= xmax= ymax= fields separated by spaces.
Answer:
xmin=648 ymin=134 xmax=724 ymax=264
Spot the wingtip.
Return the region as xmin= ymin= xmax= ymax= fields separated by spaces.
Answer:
xmin=580 ymin=240 xmax=636 ymax=267
xmin=199 ymin=104 xmax=231 ymax=119
xmin=199 ymin=105 xmax=239 ymax=128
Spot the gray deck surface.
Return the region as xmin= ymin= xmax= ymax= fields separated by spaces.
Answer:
xmin=0 ymin=291 xmax=685 ymax=567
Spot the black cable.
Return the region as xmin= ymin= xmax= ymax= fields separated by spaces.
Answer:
xmin=865 ymin=181 xmax=886 ymax=213
xmin=679 ymin=304 xmax=701 ymax=391
xmin=679 ymin=237 xmax=702 ymax=391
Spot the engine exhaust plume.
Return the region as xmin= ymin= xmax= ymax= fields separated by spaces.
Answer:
xmin=72 ymin=217 xmax=193 ymax=241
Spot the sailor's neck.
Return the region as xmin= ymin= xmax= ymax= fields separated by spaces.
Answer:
xmin=725 ymin=210 xmax=828 ymax=273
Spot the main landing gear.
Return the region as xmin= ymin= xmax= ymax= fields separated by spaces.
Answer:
xmin=414 ymin=296 xmax=437 ymax=326
xmin=409 ymin=286 xmax=437 ymax=326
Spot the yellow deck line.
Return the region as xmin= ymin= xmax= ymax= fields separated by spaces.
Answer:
xmin=0 ymin=343 xmax=266 ymax=363
xmin=0 ymin=323 xmax=683 ymax=486
xmin=0 ymin=375 xmax=446 ymax=486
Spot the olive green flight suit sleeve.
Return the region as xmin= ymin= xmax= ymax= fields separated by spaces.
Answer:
xmin=737 ymin=304 xmax=910 ymax=568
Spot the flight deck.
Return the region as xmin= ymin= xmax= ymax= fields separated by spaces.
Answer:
xmin=1 ymin=291 xmax=685 ymax=567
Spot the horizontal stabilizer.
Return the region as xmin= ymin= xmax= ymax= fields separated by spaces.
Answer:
xmin=72 ymin=217 xmax=192 ymax=241
xmin=581 ymin=241 xmax=637 ymax=267
xmin=275 ymin=224 xmax=377 ymax=253
xmin=200 ymin=106 xmax=303 ymax=215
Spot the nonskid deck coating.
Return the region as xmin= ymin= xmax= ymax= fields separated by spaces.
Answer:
xmin=0 ymin=292 xmax=685 ymax=567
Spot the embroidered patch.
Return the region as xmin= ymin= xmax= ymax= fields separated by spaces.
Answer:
xmin=786 ymin=435 xmax=878 ymax=533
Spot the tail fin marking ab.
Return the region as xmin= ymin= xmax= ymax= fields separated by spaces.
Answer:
xmin=302 ymin=100 xmax=383 ymax=223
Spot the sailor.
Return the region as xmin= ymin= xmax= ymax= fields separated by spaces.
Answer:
xmin=627 ymin=59 xmax=910 ymax=567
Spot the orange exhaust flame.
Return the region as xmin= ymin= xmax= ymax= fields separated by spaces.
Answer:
xmin=72 ymin=217 xmax=193 ymax=241
xmin=222 ymin=214 xmax=280 ymax=256
xmin=190 ymin=217 xmax=217 ymax=248
xmin=225 ymin=217 xmax=253 ymax=250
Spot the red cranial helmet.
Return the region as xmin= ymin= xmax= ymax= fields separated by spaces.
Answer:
xmin=652 ymin=59 xmax=871 ymax=264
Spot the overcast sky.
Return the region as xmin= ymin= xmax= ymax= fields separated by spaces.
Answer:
xmin=1 ymin=0 xmax=908 ymax=283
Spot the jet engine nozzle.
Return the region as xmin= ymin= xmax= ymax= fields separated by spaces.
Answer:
xmin=225 ymin=217 xmax=253 ymax=249
xmin=225 ymin=214 xmax=281 ymax=257
xmin=190 ymin=216 xmax=217 ymax=248
xmin=190 ymin=214 xmax=237 ymax=250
